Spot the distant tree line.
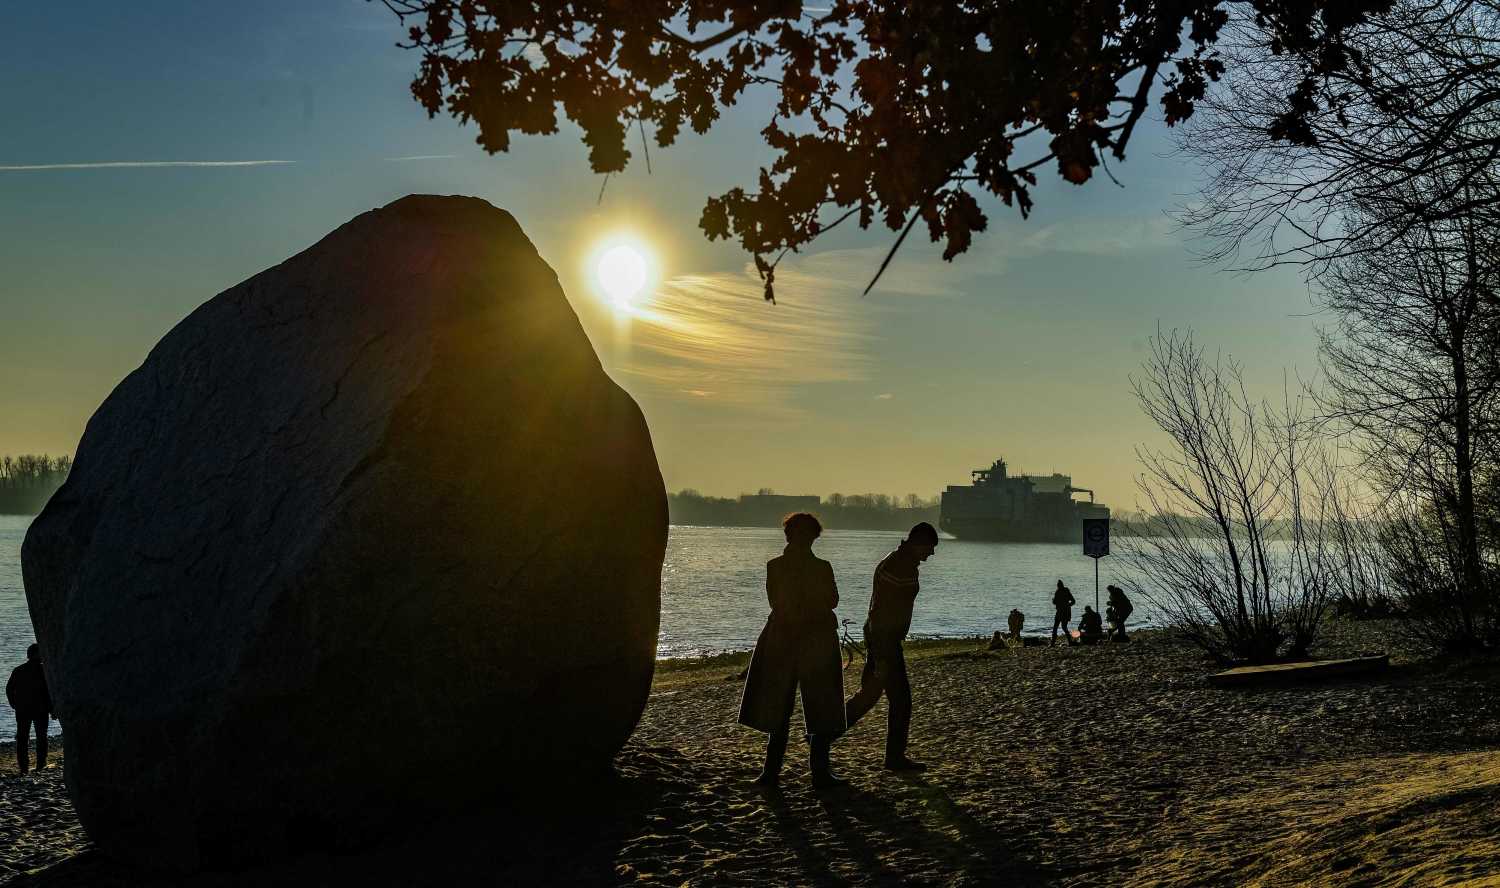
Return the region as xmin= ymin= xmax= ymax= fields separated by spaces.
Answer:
xmin=1115 ymin=510 xmax=1385 ymax=544
xmin=818 ymin=493 xmax=941 ymax=531
xmin=669 ymin=489 xmax=939 ymax=532
xmin=0 ymin=455 xmax=71 ymax=515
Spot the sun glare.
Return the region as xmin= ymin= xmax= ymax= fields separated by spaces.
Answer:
xmin=591 ymin=238 xmax=656 ymax=312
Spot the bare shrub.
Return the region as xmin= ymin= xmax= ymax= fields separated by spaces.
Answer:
xmin=1379 ymin=482 xmax=1500 ymax=653
xmin=1321 ymin=475 xmax=1394 ymax=619
xmin=1123 ymin=331 xmax=1365 ymax=664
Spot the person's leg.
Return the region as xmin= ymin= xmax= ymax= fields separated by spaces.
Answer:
xmin=845 ymin=654 xmax=887 ymax=726
xmin=757 ymin=722 xmax=790 ymax=786
xmin=755 ymin=682 xmax=797 ymax=786
xmin=808 ymin=733 xmax=847 ymax=788
xmin=1051 ymin=612 xmax=1063 ymax=645
xmin=35 ymin=716 xmax=49 ymax=771
xmin=15 ymin=714 xmax=30 ymax=775
xmin=884 ymin=649 xmax=918 ymax=768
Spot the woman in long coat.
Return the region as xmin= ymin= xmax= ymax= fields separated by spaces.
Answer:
xmin=738 ymin=512 xmax=847 ymax=788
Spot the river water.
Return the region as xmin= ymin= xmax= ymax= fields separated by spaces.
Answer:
xmin=0 ymin=517 xmax=1154 ymax=728
xmin=659 ymin=525 xmax=1152 ymax=657
xmin=1 ymin=515 xmax=54 ymax=735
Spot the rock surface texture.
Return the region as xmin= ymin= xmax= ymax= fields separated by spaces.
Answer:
xmin=21 ymin=195 xmax=667 ymax=870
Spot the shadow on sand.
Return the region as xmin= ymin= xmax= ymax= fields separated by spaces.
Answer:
xmin=15 ymin=744 xmax=1089 ymax=887
xmin=16 ymin=761 xmax=667 ymax=888
xmin=757 ymin=773 xmax=1061 ymax=886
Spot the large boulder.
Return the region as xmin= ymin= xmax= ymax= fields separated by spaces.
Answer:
xmin=21 ymin=195 xmax=667 ymax=870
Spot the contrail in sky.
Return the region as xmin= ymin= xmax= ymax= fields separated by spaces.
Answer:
xmin=383 ymin=154 xmax=456 ymax=162
xmin=0 ymin=160 xmax=294 ymax=172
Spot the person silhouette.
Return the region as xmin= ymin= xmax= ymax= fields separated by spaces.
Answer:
xmin=1007 ymin=608 xmax=1025 ymax=641
xmin=7 ymin=644 xmax=52 ymax=775
xmin=738 ymin=513 xmax=847 ymax=788
xmin=1107 ymin=585 xmax=1134 ymax=642
xmin=1050 ymin=580 xmax=1075 ymax=646
xmin=845 ymin=522 xmax=939 ymax=772
xmin=1078 ymin=606 xmax=1104 ymax=645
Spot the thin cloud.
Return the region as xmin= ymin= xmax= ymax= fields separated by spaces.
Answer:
xmin=786 ymin=244 xmax=974 ymax=298
xmin=618 ymin=265 xmax=876 ymax=418
xmin=1016 ymin=216 xmax=1176 ymax=256
xmin=0 ymin=160 xmax=294 ymax=172
xmin=615 ymin=213 xmax=1181 ymax=413
xmin=789 ymin=215 xmax=1177 ymax=297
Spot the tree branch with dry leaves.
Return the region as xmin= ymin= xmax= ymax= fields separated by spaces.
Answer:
xmin=375 ymin=0 xmax=1389 ymax=299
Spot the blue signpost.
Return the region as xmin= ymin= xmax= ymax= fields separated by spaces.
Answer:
xmin=1082 ymin=517 xmax=1110 ymax=610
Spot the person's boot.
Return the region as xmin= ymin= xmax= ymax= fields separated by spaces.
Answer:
xmin=884 ymin=712 xmax=923 ymax=771
xmin=809 ymin=736 xmax=847 ymax=789
xmin=754 ymin=729 xmax=788 ymax=787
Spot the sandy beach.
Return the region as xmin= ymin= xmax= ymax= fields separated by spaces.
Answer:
xmin=5 ymin=623 xmax=1500 ymax=886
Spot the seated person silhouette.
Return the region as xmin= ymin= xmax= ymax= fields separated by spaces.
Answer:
xmin=1078 ymin=606 xmax=1105 ymax=646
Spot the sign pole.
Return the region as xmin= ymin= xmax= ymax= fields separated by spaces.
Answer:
xmin=1082 ymin=517 xmax=1109 ymax=613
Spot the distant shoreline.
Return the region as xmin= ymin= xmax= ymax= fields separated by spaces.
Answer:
xmin=651 ymin=629 xmax=1171 ymax=667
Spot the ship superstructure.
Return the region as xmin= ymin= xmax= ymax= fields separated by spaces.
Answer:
xmin=939 ymin=458 xmax=1109 ymax=542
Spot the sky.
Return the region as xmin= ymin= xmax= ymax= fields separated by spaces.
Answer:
xmin=0 ymin=0 xmax=1326 ymax=511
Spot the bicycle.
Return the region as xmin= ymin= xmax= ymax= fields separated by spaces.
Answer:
xmin=840 ymin=618 xmax=866 ymax=669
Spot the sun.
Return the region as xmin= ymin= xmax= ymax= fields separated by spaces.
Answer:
xmin=591 ymin=237 xmax=657 ymax=311
xmin=598 ymin=245 xmax=647 ymax=303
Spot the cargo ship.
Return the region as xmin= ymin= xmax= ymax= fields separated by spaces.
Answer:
xmin=939 ymin=458 xmax=1109 ymax=542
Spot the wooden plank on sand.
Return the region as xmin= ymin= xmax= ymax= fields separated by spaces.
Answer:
xmin=1208 ymin=655 xmax=1389 ymax=688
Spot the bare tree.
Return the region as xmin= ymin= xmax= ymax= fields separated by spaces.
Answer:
xmin=1180 ymin=1 xmax=1500 ymax=650
xmin=1319 ymin=460 xmax=1394 ymax=617
xmin=1182 ymin=0 xmax=1500 ymax=274
xmin=1124 ymin=331 xmax=1355 ymax=663
xmin=1378 ymin=475 xmax=1500 ymax=650
xmin=1317 ymin=199 xmax=1500 ymax=620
